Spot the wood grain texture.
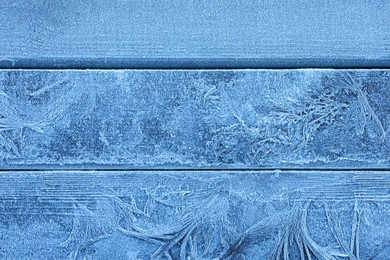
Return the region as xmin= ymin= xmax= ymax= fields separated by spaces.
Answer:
xmin=0 ymin=0 xmax=389 ymax=68
xmin=0 ymin=170 xmax=389 ymax=259
xmin=1 ymin=69 xmax=390 ymax=169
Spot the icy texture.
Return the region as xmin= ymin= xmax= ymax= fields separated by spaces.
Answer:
xmin=0 ymin=1 xmax=389 ymax=68
xmin=0 ymin=170 xmax=389 ymax=259
xmin=0 ymin=70 xmax=389 ymax=168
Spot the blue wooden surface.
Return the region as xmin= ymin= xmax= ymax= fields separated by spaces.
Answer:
xmin=0 ymin=69 xmax=389 ymax=259
xmin=0 ymin=170 xmax=389 ymax=259
xmin=0 ymin=0 xmax=389 ymax=68
xmin=1 ymin=69 xmax=390 ymax=169
xmin=1 ymin=1 xmax=390 ymax=259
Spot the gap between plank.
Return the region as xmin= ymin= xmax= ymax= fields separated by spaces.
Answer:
xmin=1 ymin=168 xmax=390 ymax=172
xmin=1 ymin=58 xmax=390 ymax=70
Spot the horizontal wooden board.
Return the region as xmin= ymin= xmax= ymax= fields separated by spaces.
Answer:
xmin=0 ymin=1 xmax=389 ymax=68
xmin=1 ymin=69 xmax=390 ymax=168
xmin=0 ymin=170 xmax=389 ymax=259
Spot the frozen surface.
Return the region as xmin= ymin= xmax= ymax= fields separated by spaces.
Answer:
xmin=0 ymin=0 xmax=389 ymax=68
xmin=0 ymin=70 xmax=390 ymax=168
xmin=1 ymin=1 xmax=389 ymax=258
xmin=0 ymin=170 xmax=389 ymax=259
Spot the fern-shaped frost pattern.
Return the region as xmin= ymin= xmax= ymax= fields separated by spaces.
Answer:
xmin=0 ymin=70 xmax=389 ymax=167
xmin=1 ymin=171 xmax=381 ymax=259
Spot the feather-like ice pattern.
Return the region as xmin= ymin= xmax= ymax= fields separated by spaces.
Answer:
xmin=0 ymin=70 xmax=390 ymax=168
xmin=0 ymin=171 xmax=389 ymax=259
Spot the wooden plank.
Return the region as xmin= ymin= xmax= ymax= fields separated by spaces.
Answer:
xmin=0 ymin=1 xmax=389 ymax=68
xmin=1 ymin=69 xmax=390 ymax=169
xmin=0 ymin=170 xmax=389 ymax=259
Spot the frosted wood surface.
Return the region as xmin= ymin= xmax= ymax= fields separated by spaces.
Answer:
xmin=1 ymin=69 xmax=390 ymax=168
xmin=0 ymin=170 xmax=389 ymax=259
xmin=0 ymin=1 xmax=390 ymax=68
